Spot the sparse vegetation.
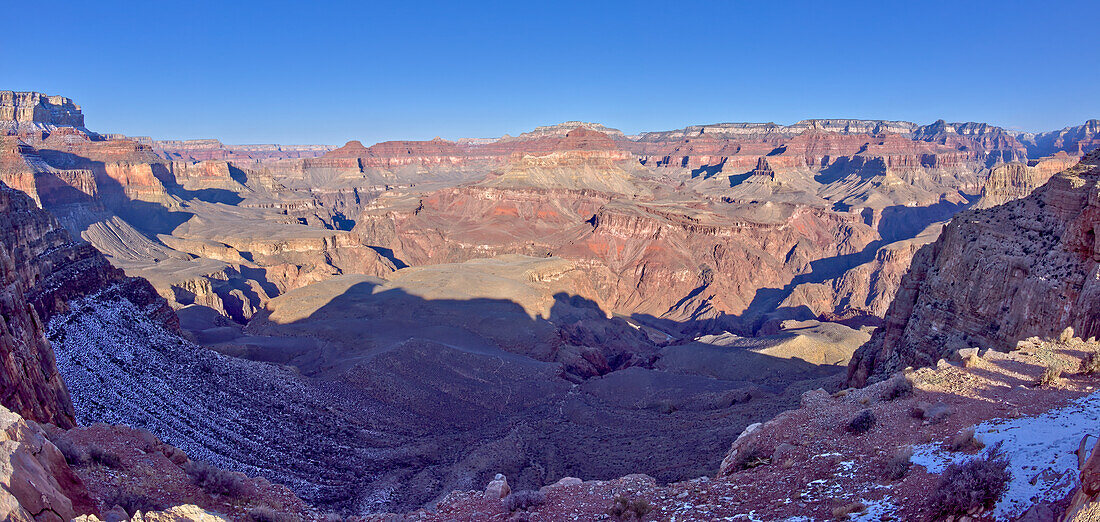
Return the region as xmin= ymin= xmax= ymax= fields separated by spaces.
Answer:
xmin=911 ymin=401 xmax=952 ymax=424
xmin=607 ymin=495 xmax=652 ymax=520
xmin=249 ymin=507 xmax=301 ymax=522
xmin=184 ymin=460 xmax=248 ymax=497
xmin=729 ymin=443 xmax=771 ymax=471
xmin=1036 ymin=364 xmax=1062 ymax=387
xmin=881 ymin=375 xmax=913 ymax=401
xmin=1080 ymin=351 xmax=1100 ymax=375
xmin=831 ymin=501 xmax=866 ymax=520
xmin=883 ymin=447 xmax=913 ymax=480
xmin=846 ymin=409 xmax=876 ymax=434
xmin=503 ymin=490 xmax=546 ymax=512
xmin=930 ymin=443 xmax=1011 ymax=518
xmin=51 ymin=436 xmax=87 ymax=466
xmin=949 ymin=427 xmax=985 ymax=452
xmin=101 ymin=487 xmax=165 ymax=517
xmin=88 ymin=444 xmax=122 ymax=468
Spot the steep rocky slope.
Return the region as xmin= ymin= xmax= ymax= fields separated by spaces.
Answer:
xmin=849 ymin=149 xmax=1100 ymax=386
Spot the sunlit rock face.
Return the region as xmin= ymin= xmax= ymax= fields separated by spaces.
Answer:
xmin=849 ymin=149 xmax=1100 ymax=386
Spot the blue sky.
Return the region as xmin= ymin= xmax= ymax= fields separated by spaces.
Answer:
xmin=5 ymin=1 xmax=1099 ymax=144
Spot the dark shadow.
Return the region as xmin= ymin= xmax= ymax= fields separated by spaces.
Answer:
xmin=228 ymin=278 xmax=848 ymax=512
xmin=691 ymin=159 xmax=726 ymax=179
xmin=369 ymin=246 xmax=408 ymax=269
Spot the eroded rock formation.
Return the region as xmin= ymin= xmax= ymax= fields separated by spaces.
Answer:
xmin=849 ymin=149 xmax=1100 ymax=386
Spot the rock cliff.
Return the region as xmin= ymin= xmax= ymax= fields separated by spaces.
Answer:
xmin=0 ymin=92 xmax=85 ymax=134
xmin=849 ymin=149 xmax=1100 ymax=386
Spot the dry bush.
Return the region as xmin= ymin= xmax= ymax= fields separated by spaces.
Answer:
xmin=831 ymin=501 xmax=866 ymax=520
xmin=607 ymin=495 xmax=652 ymax=520
xmin=88 ymin=445 xmax=122 ymax=468
xmin=184 ymin=460 xmax=247 ymax=497
xmin=881 ymin=375 xmax=913 ymax=401
xmin=846 ymin=409 xmax=876 ymax=434
xmin=949 ymin=427 xmax=985 ymax=452
xmin=929 ymin=443 xmax=1011 ymax=518
xmin=101 ymin=487 xmax=165 ymax=517
xmin=1036 ymin=364 xmax=1062 ymax=387
xmin=503 ymin=490 xmax=546 ymax=512
xmin=248 ymin=507 xmax=301 ymax=522
xmin=883 ymin=447 xmax=913 ymax=480
xmin=911 ymin=401 xmax=952 ymax=424
xmin=52 ymin=437 xmax=87 ymax=466
xmin=1080 ymin=351 xmax=1100 ymax=375
xmin=729 ymin=443 xmax=771 ymax=471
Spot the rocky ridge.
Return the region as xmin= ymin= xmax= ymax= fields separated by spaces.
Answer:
xmin=849 ymin=148 xmax=1100 ymax=386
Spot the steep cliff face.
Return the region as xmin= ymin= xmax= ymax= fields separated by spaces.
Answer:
xmin=0 ymin=91 xmax=85 ymax=133
xmin=977 ymin=153 xmax=1079 ymax=208
xmin=848 ymin=149 xmax=1100 ymax=386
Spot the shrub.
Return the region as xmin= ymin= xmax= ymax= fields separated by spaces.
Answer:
xmin=88 ymin=445 xmax=122 ymax=468
xmin=949 ymin=427 xmax=985 ymax=452
xmin=52 ymin=437 xmax=87 ymax=467
xmin=607 ymin=495 xmax=651 ymax=520
xmin=911 ymin=402 xmax=952 ymax=424
xmin=249 ymin=507 xmax=301 ymax=522
xmin=101 ymin=487 xmax=165 ymax=516
xmin=184 ymin=460 xmax=247 ymax=497
xmin=1081 ymin=351 xmax=1100 ymax=375
xmin=846 ymin=409 xmax=876 ymax=434
xmin=1036 ymin=364 xmax=1062 ymax=387
xmin=503 ymin=490 xmax=546 ymax=512
xmin=881 ymin=375 xmax=913 ymax=401
xmin=1060 ymin=326 xmax=1075 ymax=343
xmin=929 ymin=443 xmax=1011 ymax=518
xmin=729 ymin=443 xmax=771 ymax=471
xmin=831 ymin=501 xmax=866 ymax=520
xmin=883 ymin=447 xmax=913 ymax=481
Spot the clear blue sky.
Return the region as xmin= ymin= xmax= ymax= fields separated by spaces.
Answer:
xmin=6 ymin=1 xmax=1099 ymax=145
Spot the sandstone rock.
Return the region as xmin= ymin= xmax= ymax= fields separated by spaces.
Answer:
xmin=75 ymin=505 xmax=228 ymax=522
xmin=548 ymin=477 xmax=582 ymax=488
xmin=1063 ymin=436 xmax=1100 ymax=521
xmin=0 ymin=405 xmax=92 ymax=521
xmin=485 ymin=473 xmax=510 ymax=500
xmin=0 ymin=92 xmax=85 ymax=132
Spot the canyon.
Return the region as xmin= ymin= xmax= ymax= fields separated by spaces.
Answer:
xmin=1 ymin=90 xmax=1100 ymax=520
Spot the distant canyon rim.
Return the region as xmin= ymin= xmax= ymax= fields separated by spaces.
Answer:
xmin=2 ymin=90 xmax=1099 ymax=515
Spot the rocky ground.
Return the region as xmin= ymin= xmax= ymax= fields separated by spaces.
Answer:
xmin=371 ymin=336 xmax=1100 ymax=521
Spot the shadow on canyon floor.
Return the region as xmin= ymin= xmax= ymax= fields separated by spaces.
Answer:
xmin=189 ymin=280 xmax=848 ymax=512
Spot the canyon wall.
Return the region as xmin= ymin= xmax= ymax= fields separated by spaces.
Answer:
xmin=848 ymin=149 xmax=1100 ymax=386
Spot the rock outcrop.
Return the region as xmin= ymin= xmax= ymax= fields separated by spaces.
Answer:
xmin=0 ymin=92 xmax=85 ymax=134
xmin=849 ymin=149 xmax=1100 ymax=386
xmin=0 ymin=405 xmax=93 ymax=521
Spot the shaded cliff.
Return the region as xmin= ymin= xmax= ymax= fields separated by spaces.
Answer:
xmin=849 ymin=149 xmax=1100 ymax=386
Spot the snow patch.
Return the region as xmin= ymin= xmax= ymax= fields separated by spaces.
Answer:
xmin=911 ymin=391 xmax=1100 ymax=519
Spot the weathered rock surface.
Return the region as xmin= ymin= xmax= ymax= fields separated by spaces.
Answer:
xmin=0 ymin=405 xmax=93 ymax=521
xmin=849 ymin=149 xmax=1100 ymax=386
xmin=0 ymin=92 xmax=85 ymax=134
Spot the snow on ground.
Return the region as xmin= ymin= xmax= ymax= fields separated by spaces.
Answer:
xmin=911 ymin=391 xmax=1100 ymax=519
xmin=48 ymin=285 xmax=373 ymax=510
